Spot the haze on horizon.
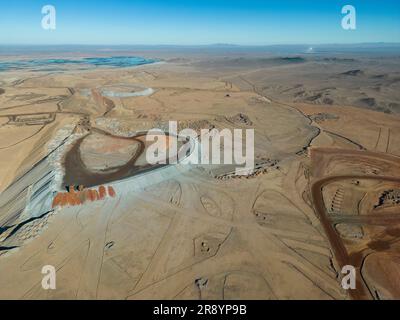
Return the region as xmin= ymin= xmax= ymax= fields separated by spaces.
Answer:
xmin=0 ymin=0 xmax=399 ymax=46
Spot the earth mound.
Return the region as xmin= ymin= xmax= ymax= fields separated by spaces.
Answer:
xmin=79 ymin=133 xmax=141 ymax=172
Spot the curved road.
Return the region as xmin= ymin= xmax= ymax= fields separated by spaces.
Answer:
xmin=311 ymin=174 xmax=400 ymax=300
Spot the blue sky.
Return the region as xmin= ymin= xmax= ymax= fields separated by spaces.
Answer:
xmin=0 ymin=0 xmax=399 ymax=45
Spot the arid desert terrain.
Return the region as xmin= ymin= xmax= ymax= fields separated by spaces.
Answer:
xmin=0 ymin=47 xmax=399 ymax=299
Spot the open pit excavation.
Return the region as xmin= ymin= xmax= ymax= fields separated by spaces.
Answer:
xmin=63 ymin=128 xmax=191 ymax=188
xmin=0 ymin=125 xmax=195 ymax=225
xmin=0 ymin=46 xmax=399 ymax=301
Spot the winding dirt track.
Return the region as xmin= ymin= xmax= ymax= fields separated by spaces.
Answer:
xmin=311 ymin=174 xmax=400 ymax=300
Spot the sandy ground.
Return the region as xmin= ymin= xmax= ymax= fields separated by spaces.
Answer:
xmin=0 ymin=51 xmax=399 ymax=300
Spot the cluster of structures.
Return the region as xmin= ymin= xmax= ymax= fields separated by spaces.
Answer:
xmin=52 ymin=185 xmax=116 ymax=208
xmin=374 ymin=189 xmax=400 ymax=209
xmin=329 ymin=188 xmax=345 ymax=214
xmin=215 ymin=159 xmax=279 ymax=181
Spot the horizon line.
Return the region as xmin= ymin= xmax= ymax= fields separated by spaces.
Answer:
xmin=1 ymin=42 xmax=400 ymax=47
